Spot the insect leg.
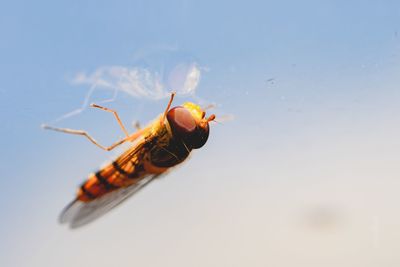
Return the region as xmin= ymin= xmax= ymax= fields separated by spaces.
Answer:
xmin=161 ymin=92 xmax=176 ymax=125
xmin=90 ymin=103 xmax=129 ymax=137
xmin=41 ymin=125 xmax=130 ymax=151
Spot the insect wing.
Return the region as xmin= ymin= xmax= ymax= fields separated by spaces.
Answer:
xmin=60 ymin=174 xmax=158 ymax=228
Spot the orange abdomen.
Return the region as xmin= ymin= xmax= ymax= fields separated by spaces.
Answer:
xmin=77 ymin=159 xmax=143 ymax=202
xmin=77 ymin=158 xmax=168 ymax=202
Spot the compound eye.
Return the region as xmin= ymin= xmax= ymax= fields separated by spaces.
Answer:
xmin=189 ymin=124 xmax=209 ymax=149
xmin=167 ymin=107 xmax=196 ymax=135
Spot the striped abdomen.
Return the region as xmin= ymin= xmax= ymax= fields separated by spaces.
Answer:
xmin=77 ymin=126 xmax=191 ymax=202
xmin=78 ymin=157 xmax=147 ymax=202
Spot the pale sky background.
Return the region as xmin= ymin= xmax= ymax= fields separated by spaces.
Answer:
xmin=1 ymin=1 xmax=400 ymax=266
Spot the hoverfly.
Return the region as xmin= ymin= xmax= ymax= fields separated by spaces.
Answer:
xmin=43 ymin=93 xmax=215 ymax=228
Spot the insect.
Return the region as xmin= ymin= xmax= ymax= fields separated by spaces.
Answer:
xmin=43 ymin=93 xmax=215 ymax=228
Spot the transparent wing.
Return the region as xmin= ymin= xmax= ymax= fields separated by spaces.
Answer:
xmin=59 ymin=174 xmax=159 ymax=229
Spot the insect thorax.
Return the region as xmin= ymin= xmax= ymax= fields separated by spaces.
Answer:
xmin=147 ymin=121 xmax=191 ymax=168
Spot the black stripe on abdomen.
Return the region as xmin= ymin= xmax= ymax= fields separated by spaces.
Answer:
xmin=112 ymin=161 xmax=128 ymax=175
xmin=95 ymin=171 xmax=118 ymax=190
xmin=80 ymin=184 xmax=95 ymax=199
xmin=112 ymin=161 xmax=141 ymax=179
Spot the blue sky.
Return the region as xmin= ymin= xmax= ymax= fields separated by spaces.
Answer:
xmin=1 ymin=1 xmax=400 ymax=266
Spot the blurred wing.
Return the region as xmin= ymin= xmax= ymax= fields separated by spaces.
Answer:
xmin=59 ymin=174 xmax=159 ymax=229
